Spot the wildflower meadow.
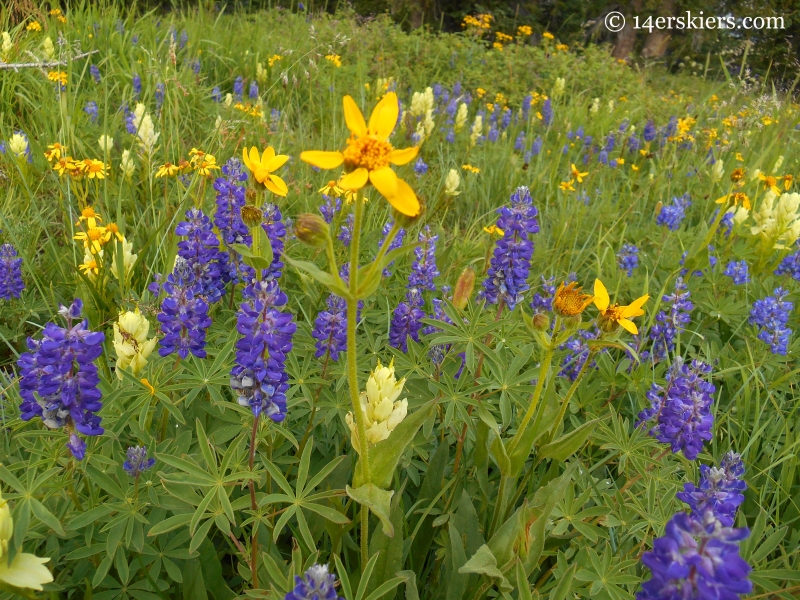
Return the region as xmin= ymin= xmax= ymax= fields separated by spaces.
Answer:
xmin=1 ymin=3 xmax=800 ymax=599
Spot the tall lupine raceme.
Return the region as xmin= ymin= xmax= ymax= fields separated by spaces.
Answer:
xmin=749 ymin=287 xmax=793 ymax=355
xmin=0 ymin=243 xmax=24 ymax=300
xmin=175 ymin=207 xmax=227 ymax=303
xmin=479 ymin=186 xmax=539 ymax=310
xmin=17 ymin=299 xmax=105 ymax=460
xmin=155 ymin=257 xmax=212 ymax=359
xmin=647 ymin=277 xmax=693 ymax=363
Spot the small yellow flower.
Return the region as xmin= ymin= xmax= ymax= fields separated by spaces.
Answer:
xmin=49 ymin=8 xmax=62 ymax=15
xmin=461 ymin=164 xmax=480 ymax=174
xmin=517 ymin=25 xmax=532 ymax=37
xmin=616 ymin=157 xmax=625 ymax=165
xmin=74 ymin=226 xmax=108 ymax=254
xmin=731 ymin=168 xmax=745 ymax=184
xmin=242 ymin=146 xmax=289 ymax=196
xmin=318 ymin=180 xmax=344 ymax=197
xmin=300 ymin=93 xmax=420 ymax=216
xmin=156 ymin=162 xmax=180 ymax=178
xmin=325 ymin=54 xmax=341 ymax=67
xmin=715 ymin=192 xmax=751 ymax=211
xmin=26 ymin=21 xmax=42 ymax=32
xmin=483 ymin=225 xmax=504 ymax=237
xmin=631 ymin=164 xmax=639 ymax=171
xmin=82 ymin=159 xmax=107 ymax=179
xmin=782 ymin=174 xmax=794 ymax=190
xmin=570 ymin=164 xmax=588 ymax=183
xmin=194 ymin=154 xmax=221 ymax=177
xmin=556 ymin=43 xmax=569 ymax=51
xmin=735 ymin=152 xmax=744 ymax=162
xmin=79 ymin=255 xmax=100 ymax=277
xmin=47 ymin=70 xmax=67 ymax=86
xmin=140 ymin=378 xmax=156 ymax=396
xmin=78 ymin=206 xmax=103 ymax=229
xmin=476 ymin=88 xmax=486 ymax=99
xmin=105 ymin=222 xmax=124 ymax=242
xmin=268 ymin=54 xmax=282 ymax=67
xmin=553 ymin=281 xmax=594 ymax=317
xmin=542 ymin=31 xmax=554 ymax=40
xmin=53 ymin=156 xmax=78 ymax=176
xmin=593 ymin=279 xmax=649 ymax=335
xmin=759 ymin=173 xmax=781 ymax=196
xmin=559 ymin=180 xmax=575 ymax=192
xmin=44 ymin=142 xmax=67 ymax=162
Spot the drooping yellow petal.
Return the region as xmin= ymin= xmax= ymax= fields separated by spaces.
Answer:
xmin=0 ymin=552 xmax=53 ymax=591
xmin=621 ymin=294 xmax=650 ymax=318
xmin=266 ymin=154 xmax=289 ymax=172
xmin=369 ymin=91 xmax=399 ymax=139
xmin=343 ymin=95 xmax=367 ymax=138
xmin=260 ymin=146 xmax=276 ymax=165
xmin=389 ymin=146 xmax=419 ymax=166
xmin=340 ymin=167 xmax=369 ymax=190
xmin=248 ymin=147 xmax=261 ymax=170
xmin=369 ymin=166 xmax=398 ymax=200
xmin=242 ymin=147 xmax=254 ymax=171
xmin=264 ymin=175 xmax=288 ymax=197
xmin=593 ymin=279 xmax=610 ymax=312
xmin=300 ymin=150 xmax=344 ymax=170
xmin=618 ymin=319 xmax=638 ymax=335
xmin=385 ymin=176 xmax=420 ymax=217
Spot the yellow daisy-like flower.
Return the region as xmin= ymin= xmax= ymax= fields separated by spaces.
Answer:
xmin=593 ymin=279 xmax=649 ymax=335
xmin=242 ymin=146 xmax=289 ymax=196
xmin=79 ymin=255 xmax=100 ymax=276
xmin=559 ymin=180 xmax=575 ymax=192
xmin=782 ymin=174 xmax=794 ymax=190
xmin=759 ymin=173 xmax=781 ymax=196
xmin=300 ymin=92 xmax=421 ymax=217
xmin=318 ymin=179 xmax=344 ymax=197
xmin=77 ymin=206 xmax=102 ymax=229
xmin=82 ymin=159 xmax=107 ymax=179
xmin=105 ymin=222 xmax=124 ymax=242
xmin=730 ymin=168 xmax=745 ymax=185
xmin=156 ymin=162 xmax=180 ymax=178
xmin=553 ymin=281 xmax=594 ymax=317
xmin=631 ymin=164 xmax=640 ymax=171
xmin=570 ymin=164 xmax=588 ymax=183
xmin=44 ymin=142 xmax=67 ymax=162
xmin=26 ymin=21 xmax=42 ymax=32
xmin=74 ymin=226 xmax=108 ymax=254
xmin=194 ymin=154 xmax=221 ymax=177
xmin=53 ymin=156 xmax=78 ymax=176
xmin=715 ymin=192 xmax=751 ymax=211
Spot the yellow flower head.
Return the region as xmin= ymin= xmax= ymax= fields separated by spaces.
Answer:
xmin=192 ymin=153 xmax=220 ymax=177
xmin=543 ymin=31 xmax=554 ymax=40
xmin=570 ymin=164 xmax=588 ymax=183
xmin=81 ymin=159 xmax=107 ymax=179
xmin=27 ymin=21 xmax=42 ymax=32
xmin=553 ymin=281 xmax=594 ymax=317
xmin=156 ymin=162 xmax=179 ymax=178
xmin=783 ymin=174 xmax=794 ymax=190
xmin=74 ymin=226 xmax=108 ymax=254
xmin=78 ymin=206 xmax=102 ymax=229
xmin=242 ymin=146 xmax=289 ymax=196
xmin=318 ymin=179 xmax=344 ymax=197
xmin=559 ymin=180 xmax=575 ymax=192
xmin=105 ymin=222 xmax=124 ymax=242
xmin=716 ymin=192 xmax=751 ymax=211
xmin=79 ymin=255 xmax=100 ymax=276
xmin=44 ymin=142 xmax=67 ymax=162
xmin=759 ymin=173 xmax=782 ymax=196
xmin=300 ymin=93 xmax=420 ymax=217
xmin=730 ymin=168 xmax=745 ymax=184
xmin=593 ymin=279 xmax=649 ymax=335
xmin=483 ymin=225 xmax=504 ymax=237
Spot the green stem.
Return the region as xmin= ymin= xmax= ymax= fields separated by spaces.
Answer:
xmin=506 ymin=340 xmax=556 ymax=457
xmin=345 ymin=191 xmax=371 ymax=572
xmin=543 ymin=349 xmax=597 ymax=446
xmin=249 ymin=414 xmax=261 ymax=589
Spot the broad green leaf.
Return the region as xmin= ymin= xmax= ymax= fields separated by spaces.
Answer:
xmin=346 ymin=484 xmax=394 ymax=537
xmin=458 ymin=545 xmax=512 ymax=593
xmin=354 ymin=398 xmax=438 ymax=489
xmin=284 ymin=254 xmax=351 ymax=298
xmin=538 ymin=419 xmax=599 ymax=462
xmin=148 ymin=513 xmax=193 ymax=536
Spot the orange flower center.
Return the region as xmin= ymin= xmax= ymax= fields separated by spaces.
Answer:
xmin=87 ymin=228 xmax=104 ymax=241
xmin=107 ymin=223 xmax=119 ymax=234
xmin=553 ymin=283 xmax=593 ymax=316
xmin=343 ymin=135 xmax=393 ymax=172
xmin=82 ymin=207 xmax=97 ymax=219
xmin=765 ymin=176 xmax=777 ymax=187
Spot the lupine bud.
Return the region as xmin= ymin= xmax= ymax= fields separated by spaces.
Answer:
xmin=295 ymin=213 xmax=330 ymax=247
xmin=452 ymin=267 xmax=475 ymax=309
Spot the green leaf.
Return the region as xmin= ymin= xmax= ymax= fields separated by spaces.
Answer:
xmin=302 ymin=502 xmax=350 ymax=524
xmin=284 ymin=254 xmax=351 ymax=298
xmin=346 ymin=484 xmax=394 ymax=537
xmin=550 ymin=563 xmax=577 ymax=600
xmin=68 ymin=505 xmax=114 ymax=531
xmin=334 ymin=554 xmax=354 ymax=600
xmin=363 ymin=578 xmax=404 ymax=600
xmin=254 ymin=225 xmax=274 ymax=266
xmin=395 ymin=571 xmax=419 ymax=600
xmin=29 ymin=498 xmax=65 ymax=536
xmin=148 ymin=513 xmax=193 ymax=536
xmin=355 ymin=398 xmax=438 ymax=489
xmin=458 ymin=545 xmax=512 ymax=593
xmin=538 ymin=419 xmax=599 ymax=462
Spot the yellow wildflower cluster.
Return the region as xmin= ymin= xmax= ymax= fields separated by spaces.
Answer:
xmin=189 ymin=148 xmax=220 ymax=176
xmin=463 ymin=13 xmax=493 ymax=30
xmin=517 ymin=25 xmax=532 ymax=37
xmin=555 ymin=43 xmax=569 ymax=52
xmin=495 ymin=32 xmax=513 ymax=43
xmin=268 ymin=54 xmax=282 ymax=67
xmin=542 ymin=31 xmax=554 ymax=40
xmin=45 ymin=144 xmax=108 ymax=180
xmin=462 ymin=164 xmax=480 ymax=174
xmin=47 ymin=70 xmax=68 ymax=86
xmin=26 ymin=21 xmax=42 ymax=32
xmin=234 ymin=102 xmax=263 ymax=118
xmin=476 ymin=87 xmax=486 ymax=99
xmin=49 ymin=8 xmax=66 ymax=22
xmin=325 ymin=54 xmax=341 ymax=67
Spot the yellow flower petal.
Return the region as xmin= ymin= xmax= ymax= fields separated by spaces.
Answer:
xmin=621 ymin=294 xmax=650 ymax=318
xmin=300 ymin=150 xmax=344 ymax=170
xmin=248 ymin=147 xmax=261 ymax=170
xmin=266 ymin=154 xmax=289 ymax=172
xmin=593 ymin=279 xmax=610 ymax=312
xmin=264 ymin=174 xmax=288 ymax=197
xmin=369 ymin=91 xmax=399 ymax=139
xmin=369 ymin=166 xmax=399 ymax=200
xmin=385 ymin=176 xmax=420 ymax=217
xmin=340 ymin=167 xmax=369 ymax=190
xmin=389 ymin=146 xmax=419 ymax=166
xmin=343 ymin=95 xmax=367 ymax=138
xmin=0 ymin=552 xmax=53 ymax=591
xmin=260 ymin=146 xmax=276 ymax=165
xmin=618 ymin=318 xmax=638 ymax=335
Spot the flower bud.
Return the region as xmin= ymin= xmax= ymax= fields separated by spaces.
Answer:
xmin=532 ymin=312 xmax=550 ymax=331
xmin=240 ymin=205 xmax=263 ymax=228
xmin=294 ymin=213 xmax=330 ymax=247
xmin=452 ymin=267 xmax=475 ymax=309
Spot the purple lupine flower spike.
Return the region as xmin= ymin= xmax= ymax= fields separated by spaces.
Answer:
xmin=175 ymin=207 xmax=227 ymax=303
xmin=0 ymin=243 xmax=24 ymax=299
xmin=677 ymin=451 xmax=746 ymax=527
xmin=156 ymin=257 xmax=212 ymax=359
xmin=285 ymin=564 xmax=343 ymax=600
xmin=123 ymin=446 xmax=156 ymax=477
xmin=749 ymin=287 xmax=793 ymax=355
